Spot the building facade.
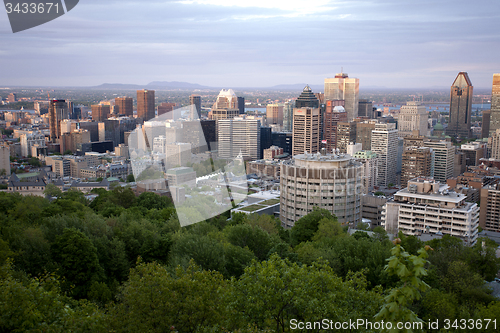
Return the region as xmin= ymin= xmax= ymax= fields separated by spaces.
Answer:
xmin=398 ymin=101 xmax=428 ymax=137
xmin=371 ymin=123 xmax=398 ymax=186
xmin=137 ymin=89 xmax=155 ymax=121
xmin=401 ymin=147 xmax=432 ymax=188
xmin=115 ymin=97 xmax=133 ymax=117
xmin=218 ymin=118 xmax=261 ymax=160
xmin=489 ymin=74 xmax=500 ymax=136
xmin=280 ymin=152 xmax=363 ymax=228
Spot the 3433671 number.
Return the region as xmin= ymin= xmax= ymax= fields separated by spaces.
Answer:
xmin=5 ymin=3 xmax=60 ymax=14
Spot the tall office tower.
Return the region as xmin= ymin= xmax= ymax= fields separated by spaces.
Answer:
xmin=292 ymin=107 xmax=321 ymax=156
xmin=371 ymin=123 xmax=398 ymax=186
xmin=446 ymin=72 xmax=473 ymax=139
xmin=353 ymin=150 xmax=379 ymax=194
xmin=323 ymin=102 xmax=347 ymax=152
xmin=295 ymin=85 xmax=319 ymax=108
xmin=482 ymin=110 xmax=491 ymax=139
xmin=292 ymin=86 xmax=321 ymax=156
xmin=189 ymin=95 xmax=202 ymax=118
xmin=480 ymin=183 xmax=500 ymax=232
xmin=403 ymin=130 xmax=428 ymax=149
xmin=358 ymin=99 xmax=373 ymax=118
xmin=324 ymin=73 xmax=359 ymax=121
xmin=211 ymin=89 xmax=240 ymax=121
xmin=337 ymin=122 xmax=357 ymax=154
xmin=115 ymin=97 xmax=133 ymax=116
xmin=0 ymin=142 xmax=11 ymax=175
xmin=283 ymin=100 xmax=294 ymax=132
xmin=260 ymin=127 xmax=272 ymax=158
xmin=398 ymin=101 xmax=429 ymax=137
xmin=91 ymin=104 xmax=110 ymax=122
xmin=200 ymin=120 xmax=217 ymax=151
xmin=489 ymin=129 xmax=500 ymax=159
xmin=218 ymin=118 xmax=260 ymax=160
xmin=237 ymin=96 xmax=245 ymax=115
xmin=137 ymin=89 xmax=155 ymax=121
xmin=401 ymin=147 xmax=432 ymax=188
xmin=266 ymin=104 xmax=284 ymax=126
xmin=157 ymin=102 xmax=177 ymax=118
xmin=382 ymin=177 xmax=479 ymax=245
xmin=271 ymin=132 xmax=293 ymax=155
xmin=489 ymin=74 xmax=500 ymax=135
xmin=356 ymin=120 xmax=377 ymax=150
xmin=314 ymin=92 xmax=325 ymax=104
xmin=49 ymin=99 xmax=69 ymax=142
xmin=423 ymin=140 xmax=455 ymax=183
xmin=280 ymin=152 xmax=363 ymax=228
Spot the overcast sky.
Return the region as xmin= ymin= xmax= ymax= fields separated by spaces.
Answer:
xmin=0 ymin=0 xmax=499 ymax=89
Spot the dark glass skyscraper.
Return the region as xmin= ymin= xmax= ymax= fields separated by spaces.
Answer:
xmin=446 ymin=72 xmax=473 ymax=139
xmin=295 ymin=85 xmax=319 ymax=108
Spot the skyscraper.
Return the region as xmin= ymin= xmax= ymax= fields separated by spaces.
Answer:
xmin=115 ymin=97 xmax=133 ymax=116
xmin=211 ymin=89 xmax=240 ymax=121
xmin=218 ymin=118 xmax=261 ymax=160
xmin=292 ymin=86 xmax=321 ymax=156
xmin=489 ymin=74 xmax=500 ymax=135
xmin=137 ymin=89 xmax=155 ymax=121
xmin=423 ymin=140 xmax=455 ymax=183
xmin=482 ymin=109 xmax=491 ymax=139
xmin=371 ymin=123 xmax=398 ymax=186
xmin=91 ymin=104 xmax=110 ymax=122
xmin=324 ymin=73 xmax=359 ymax=121
xmin=283 ymin=100 xmax=294 ymax=132
xmin=398 ymin=101 xmax=429 ymax=137
xmin=49 ymin=99 xmax=69 ymax=142
xmin=446 ymin=72 xmax=473 ymax=139
xmin=337 ymin=122 xmax=357 ymax=154
xmin=189 ymin=95 xmax=202 ymax=119
xmin=401 ymin=147 xmax=432 ymax=187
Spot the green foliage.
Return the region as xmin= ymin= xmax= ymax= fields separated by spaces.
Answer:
xmin=225 ymin=224 xmax=276 ymax=261
xmin=109 ymin=260 xmax=226 ymax=333
xmin=126 ymin=174 xmax=135 ymax=182
xmin=135 ymin=191 xmax=172 ymax=210
xmin=51 ymin=228 xmax=104 ymax=299
xmin=374 ymin=242 xmax=431 ymax=332
xmin=290 ymin=208 xmax=335 ymax=246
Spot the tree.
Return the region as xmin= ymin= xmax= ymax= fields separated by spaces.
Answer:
xmin=290 ymin=208 xmax=335 ymax=246
xmin=51 ymin=228 xmax=104 ymax=299
xmin=126 ymin=174 xmax=135 ymax=182
xmin=374 ymin=240 xmax=431 ymax=332
xmin=109 ymin=261 xmax=226 ymax=333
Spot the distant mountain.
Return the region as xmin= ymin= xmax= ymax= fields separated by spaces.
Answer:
xmin=91 ymin=81 xmax=212 ymax=90
xmin=269 ymin=83 xmax=323 ymax=91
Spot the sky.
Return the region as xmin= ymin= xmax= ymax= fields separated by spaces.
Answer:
xmin=0 ymin=0 xmax=499 ymax=89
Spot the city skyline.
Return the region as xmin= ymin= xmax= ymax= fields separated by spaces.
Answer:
xmin=0 ymin=1 xmax=499 ymax=89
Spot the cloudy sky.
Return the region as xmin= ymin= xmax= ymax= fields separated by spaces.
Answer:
xmin=0 ymin=0 xmax=499 ymax=89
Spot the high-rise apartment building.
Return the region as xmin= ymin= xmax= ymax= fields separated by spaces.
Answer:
xmin=398 ymin=101 xmax=428 ymax=137
xmin=382 ymin=177 xmax=479 ymax=245
xmin=266 ymin=104 xmax=284 ymax=126
xmin=137 ymin=89 xmax=156 ymax=121
xmin=115 ymin=97 xmax=133 ymax=117
xmin=324 ymin=73 xmax=359 ymax=121
xmin=423 ymin=140 xmax=455 ymax=183
xmin=280 ymin=152 xmax=363 ymax=228
xmin=218 ymin=118 xmax=260 ymax=160
xmin=371 ymin=123 xmax=398 ymax=186
xmin=323 ymin=103 xmax=347 ymax=152
xmin=189 ymin=95 xmax=202 ymax=118
xmin=337 ymin=122 xmax=357 ymax=154
xmin=49 ymin=99 xmax=69 ymax=142
xmin=401 ymin=147 xmax=432 ymax=187
xmin=446 ymin=72 xmax=473 ymax=139
xmin=91 ymin=104 xmax=110 ymax=122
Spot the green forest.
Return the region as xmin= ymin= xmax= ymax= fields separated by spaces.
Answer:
xmin=0 ymin=188 xmax=499 ymax=332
